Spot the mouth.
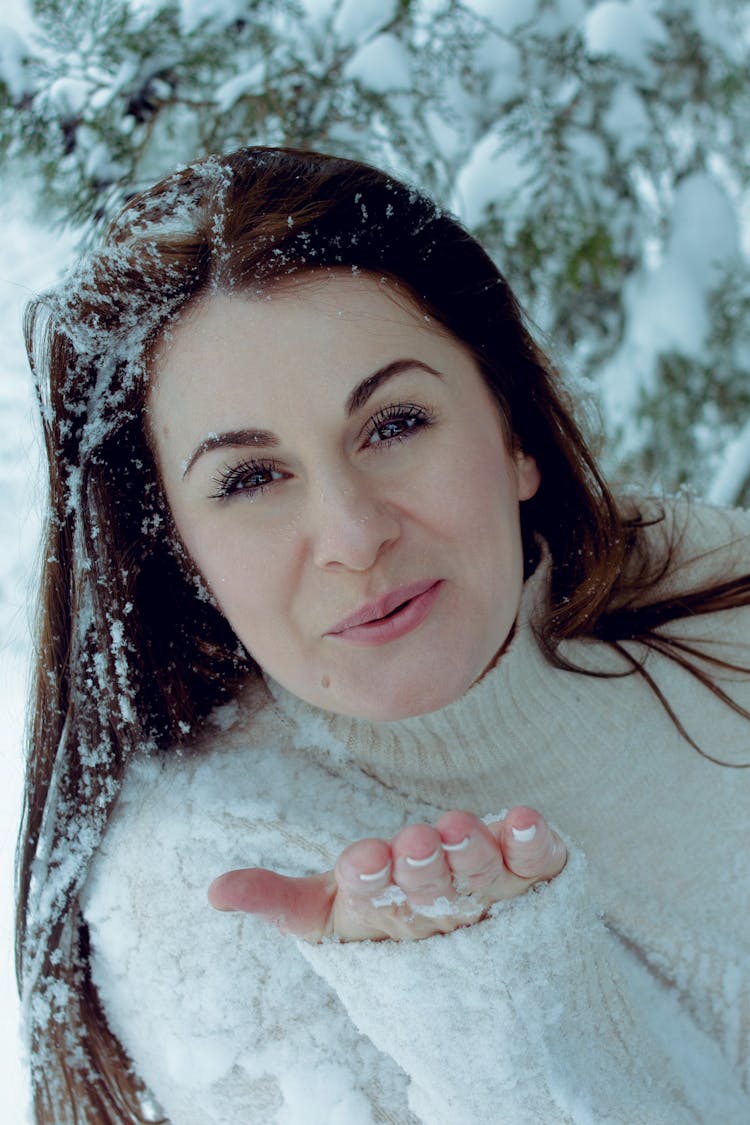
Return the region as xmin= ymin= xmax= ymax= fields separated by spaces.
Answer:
xmin=326 ymin=580 xmax=443 ymax=646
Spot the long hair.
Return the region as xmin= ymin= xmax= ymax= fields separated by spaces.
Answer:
xmin=16 ymin=146 xmax=750 ymax=1123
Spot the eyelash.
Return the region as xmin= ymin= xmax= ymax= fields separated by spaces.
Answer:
xmin=209 ymin=403 xmax=433 ymax=500
xmin=209 ymin=459 xmax=284 ymax=501
xmin=361 ymin=402 xmax=433 ymax=447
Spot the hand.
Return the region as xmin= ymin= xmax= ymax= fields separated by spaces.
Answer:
xmin=208 ymin=807 xmax=567 ymax=943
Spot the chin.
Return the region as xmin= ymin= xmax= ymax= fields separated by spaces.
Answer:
xmin=329 ymin=671 xmax=475 ymax=722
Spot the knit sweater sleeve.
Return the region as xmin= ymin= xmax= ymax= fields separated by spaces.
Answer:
xmin=82 ymin=728 xmax=750 ymax=1124
xmin=300 ymin=844 xmax=750 ymax=1125
xmin=81 ymin=750 xmax=421 ymax=1125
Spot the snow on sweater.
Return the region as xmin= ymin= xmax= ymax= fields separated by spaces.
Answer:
xmin=81 ymin=499 xmax=750 ymax=1123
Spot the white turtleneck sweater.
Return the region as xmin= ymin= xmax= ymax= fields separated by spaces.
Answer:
xmin=82 ymin=500 xmax=750 ymax=1124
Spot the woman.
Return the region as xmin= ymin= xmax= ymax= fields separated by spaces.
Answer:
xmin=17 ymin=146 xmax=750 ymax=1124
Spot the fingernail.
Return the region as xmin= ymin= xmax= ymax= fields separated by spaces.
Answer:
xmin=511 ymin=824 xmax=537 ymax=843
xmin=358 ymin=861 xmax=391 ymax=883
xmin=405 ymin=847 xmax=442 ymax=868
xmin=442 ymin=835 xmax=471 ymax=853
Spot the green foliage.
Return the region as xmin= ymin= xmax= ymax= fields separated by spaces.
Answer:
xmin=614 ymin=265 xmax=750 ymax=502
xmin=1 ymin=0 xmax=748 ymax=502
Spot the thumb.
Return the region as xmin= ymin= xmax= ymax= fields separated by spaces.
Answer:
xmin=208 ymin=867 xmax=336 ymax=939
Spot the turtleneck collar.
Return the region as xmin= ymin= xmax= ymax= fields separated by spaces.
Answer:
xmin=259 ymin=547 xmax=557 ymax=810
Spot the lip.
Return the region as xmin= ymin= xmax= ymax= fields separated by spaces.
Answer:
xmin=326 ymin=579 xmax=444 ymax=646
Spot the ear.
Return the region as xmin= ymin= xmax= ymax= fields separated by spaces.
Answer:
xmin=513 ymin=448 xmax=541 ymax=502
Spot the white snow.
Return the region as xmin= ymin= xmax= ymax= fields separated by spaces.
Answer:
xmin=461 ymin=0 xmax=534 ymax=33
xmin=706 ymin=417 xmax=750 ymax=507
xmin=214 ymin=64 xmax=266 ymax=112
xmin=0 ymin=182 xmax=77 ymax=1122
xmin=46 ymin=76 xmax=93 ymax=117
xmin=298 ymin=0 xmax=336 ymax=23
xmin=332 ymin=0 xmax=398 ymax=44
xmin=0 ymin=24 xmax=33 ymax=100
xmin=682 ymin=0 xmax=750 ymax=62
xmin=453 ymin=131 xmax=532 ymax=237
xmin=0 ymin=0 xmax=33 ymax=36
xmin=459 ymin=0 xmax=585 ymax=36
xmin=599 ymin=172 xmax=740 ymax=440
xmin=343 ymin=34 xmax=412 ymax=93
xmin=178 ymin=0 xmax=250 ymax=35
xmin=472 ymin=33 xmax=521 ymax=105
xmin=584 ymin=0 xmax=668 ymax=68
xmin=533 ymin=0 xmax=587 ymax=36
xmin=602 ymin=82 xmax=652 ymax=161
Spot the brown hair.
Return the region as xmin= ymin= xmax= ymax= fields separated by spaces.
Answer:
xmin=16 ymin=146 xmax=750 ymax=1123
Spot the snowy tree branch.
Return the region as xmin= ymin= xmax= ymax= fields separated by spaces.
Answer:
xmin=706 ymin=415 xmax=750 ymax=508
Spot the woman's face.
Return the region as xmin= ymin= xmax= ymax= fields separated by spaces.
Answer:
xmin=149 ymin=272 xmax=540 ymax=720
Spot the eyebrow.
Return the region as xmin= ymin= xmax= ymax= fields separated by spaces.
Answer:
xmin=344 ymin=358 xmax=442 ymax=414
xmin=182 ymin=358 xmax=443 ymax=478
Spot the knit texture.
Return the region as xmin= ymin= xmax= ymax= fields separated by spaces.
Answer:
xmin=81 ymin=499 xmax=750 ymax=1123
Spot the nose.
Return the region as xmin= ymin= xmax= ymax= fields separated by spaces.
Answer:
xmin=310 ymin=470 xmax=400 ymax=572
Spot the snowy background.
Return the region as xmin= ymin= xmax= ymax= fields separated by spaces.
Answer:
xmin=0 ymin=193 xmax=69 ymax=1116
xmin=0 ymin=180 xmax=75 ymax=1121
xmin=1 ymin=0 xmax=748 ymax=1118
xmin=2 ymin=7 xmax=71 ymax=1112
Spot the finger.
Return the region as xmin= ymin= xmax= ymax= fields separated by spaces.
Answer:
xmin=335 ymin=837 xmax=393 ymax=899
xmin=391 ymin=823 xmax=455 ymax=906
xmin=208 ymin=867 xmax=336 ymax=939
xmin=494 ymin=806 xmax=568 ymax=882
xmin=436 ymin=809 xmax=506 ymax=893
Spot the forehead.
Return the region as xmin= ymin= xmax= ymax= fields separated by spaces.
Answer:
xmin=149 ymin=271 xmax=464 ymax=407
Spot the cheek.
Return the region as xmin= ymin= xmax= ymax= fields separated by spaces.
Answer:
xmin=174 ymin=511 xmax=301 ymax=628
xmin=438 ymin=440 xmax=519 ymax=532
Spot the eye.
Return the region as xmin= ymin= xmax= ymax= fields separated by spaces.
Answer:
xmin=363 ymin=403 xmax=432 ymax=447
xmin=209 ymin=459 xmax=286 ymax=500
